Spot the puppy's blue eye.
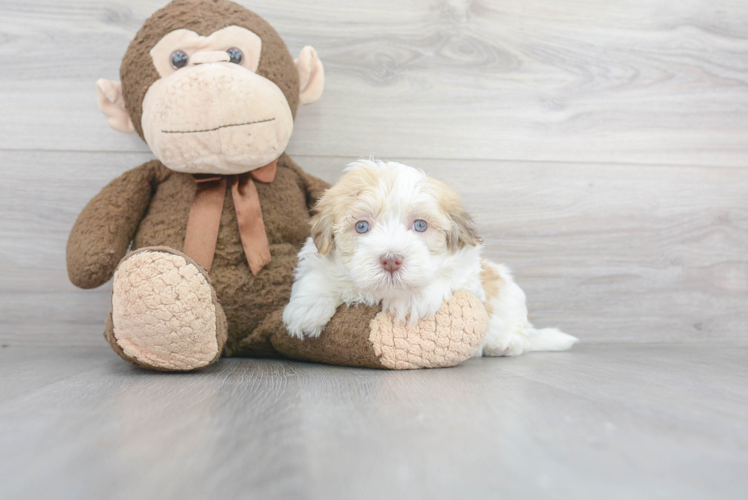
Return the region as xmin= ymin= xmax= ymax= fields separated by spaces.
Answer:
xmin=355 ymin=221 xmax=370 ymax=234
xmin=413 ymin=219 xmax=428 ymax=232
xmin=170 ymin=50 xmax=189 ymax=69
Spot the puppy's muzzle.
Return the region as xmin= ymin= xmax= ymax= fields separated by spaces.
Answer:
xmin=380 ymin=253 xmax=403 ymax=274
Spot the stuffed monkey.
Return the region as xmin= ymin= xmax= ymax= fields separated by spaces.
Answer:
xmin=67 ymin=0 xmax=488 ymax=371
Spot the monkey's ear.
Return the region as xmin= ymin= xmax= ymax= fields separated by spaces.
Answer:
xmin=295 ymin=46 xmax=325 ymax=106
xmin=96 ymin=79 xmax=135 ymax=133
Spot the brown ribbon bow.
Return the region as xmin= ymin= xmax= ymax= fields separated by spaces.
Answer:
xmin=183 ymin=160 xmax=277 ymax=275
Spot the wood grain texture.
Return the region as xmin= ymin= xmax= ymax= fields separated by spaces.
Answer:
xmin=0 ymin=0 xmax=747 ymax=165
xmin=1 ymin=150 xmax=747 ymax=345
xmin=1 ymin=344 xmax=747 ymax=500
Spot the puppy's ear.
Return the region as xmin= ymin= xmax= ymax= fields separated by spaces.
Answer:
xmin=445 ymin=202 xmax=482 ymax=253
xmin=310 ymin=201 xmax=335 ymax=255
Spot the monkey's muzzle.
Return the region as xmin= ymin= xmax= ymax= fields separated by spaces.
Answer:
xmin=141 ymin=63 xmax=294 ymax=175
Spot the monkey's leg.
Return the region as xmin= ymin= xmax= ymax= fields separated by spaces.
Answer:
xmin=105 ymin=247 xmax=227 ymax=371
xmin=264 ymin=290 xmax=489 ymax=370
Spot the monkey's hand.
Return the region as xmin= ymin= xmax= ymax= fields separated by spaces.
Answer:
xmin=67 ymin=161 xmax=163 ymax=289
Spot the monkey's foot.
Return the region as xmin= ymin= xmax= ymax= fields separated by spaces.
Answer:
xmin=107 ymin=247 xmax=227 ymax=371
xmin=270 ymin=289 xmax=488 ymax=370
xmin=369 ymin=290 xmax=488 ymax=369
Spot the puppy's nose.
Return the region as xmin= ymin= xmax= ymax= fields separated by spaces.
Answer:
xmin=380 ymin=254 xmax=403 ymax=273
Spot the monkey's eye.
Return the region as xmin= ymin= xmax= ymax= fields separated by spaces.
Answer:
xmin=355 ymin=221 xmax=370 ymax=234
xmin=170 ymin=50 xmax=189 ymax=70
xmin=226 ymin=47 xmax=244 ymax=65
xmin=413 ymin=220 xmax=428 ymax=232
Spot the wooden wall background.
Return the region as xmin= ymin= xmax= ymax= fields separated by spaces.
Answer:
xmin=1 ymin=0 xmax=747 ymax=346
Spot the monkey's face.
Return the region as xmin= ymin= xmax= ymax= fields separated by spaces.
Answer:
xmin=96 ymin=2 xmax=324 ymax=175
xmin=141 ymin=27 xmax=293 ymax=174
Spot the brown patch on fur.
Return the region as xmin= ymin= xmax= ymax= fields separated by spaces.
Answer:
xmin=480 ymin=259 xmax=503 ymax=316
xmin=121 ymin=0 xmax=300 ymax=139
xmin=309 ymin=209 xmax=334 ymax=255
xmin=430 ymin=178 xmax=482 ymax=252
xmin=308 ymin=164 xmax=390 ymax=257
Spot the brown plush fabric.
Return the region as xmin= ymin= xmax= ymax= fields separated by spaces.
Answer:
xmin=68 ymin=153 xmax=323 ymax=358
xmin=121 ymin=0 xmax=300 ymax=140
xmin=67 ymin=161 xmax=169 ymax=289
xmin=267 ymin=305 xmax=386 ymax=369
xmin=70 ymin=0 xmax=487 ymax=371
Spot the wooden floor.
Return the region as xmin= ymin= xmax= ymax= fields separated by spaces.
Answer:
xmin=1 ymin=344 xmax=747 ymax=500
xmin=1 ymin=0 xmax=748 ymax=498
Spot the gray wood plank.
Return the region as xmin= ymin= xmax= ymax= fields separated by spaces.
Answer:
xmin=0 ymin=345 xmax=112 ymax=401
xmin=0 ymin=0 xmax=747 ymax=166
xmin=2 ymin=151 xmax=748 ymax=345
xmin=1 ymin=344 xmax=746 ymax=500
xmin=0 ymin=347 xmax=310 ymax=500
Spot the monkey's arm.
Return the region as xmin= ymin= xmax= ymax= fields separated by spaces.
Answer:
xmin=270 ymin=290 xmax=489 ymax=369
xmin=67 ymin=161 xmax=165 ymax=289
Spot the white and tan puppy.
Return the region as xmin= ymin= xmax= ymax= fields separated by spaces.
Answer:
xmin=283 ymin=160 xmax=577 ymax=356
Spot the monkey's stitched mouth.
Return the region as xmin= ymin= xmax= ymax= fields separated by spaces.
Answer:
xmin=161 ymin=118 xmax=275 ymax=134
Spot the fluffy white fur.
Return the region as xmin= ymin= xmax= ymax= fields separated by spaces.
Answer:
xmin=282 ymin=160 xmax=578 ymax=356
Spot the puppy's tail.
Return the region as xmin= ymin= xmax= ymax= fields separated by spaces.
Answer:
xmin=525 ymin=327 xmax=578 ymax=352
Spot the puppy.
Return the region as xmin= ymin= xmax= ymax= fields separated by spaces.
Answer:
xmin=282 ymin=160 xmax=577 ymax=356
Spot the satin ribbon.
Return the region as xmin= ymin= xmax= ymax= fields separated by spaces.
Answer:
xmin=183 ymin=160 xmax=277 ymax=275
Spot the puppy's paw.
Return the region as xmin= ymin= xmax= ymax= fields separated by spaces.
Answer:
xmin=286 ymin=325 xmax=323 ymax=340
xmin=282 ymin=312 xmax=325 ymax=340
xmin=282 ymin=298 xmax=338 ymax=340
xmin=481 ymin=333 xmax=524 ymax=357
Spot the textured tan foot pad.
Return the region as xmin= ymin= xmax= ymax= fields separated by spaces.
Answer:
xmin=369 ymin=290 xmax=489 ymax=369
xmin=112 ymin=250 xmax=220 ymax=371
